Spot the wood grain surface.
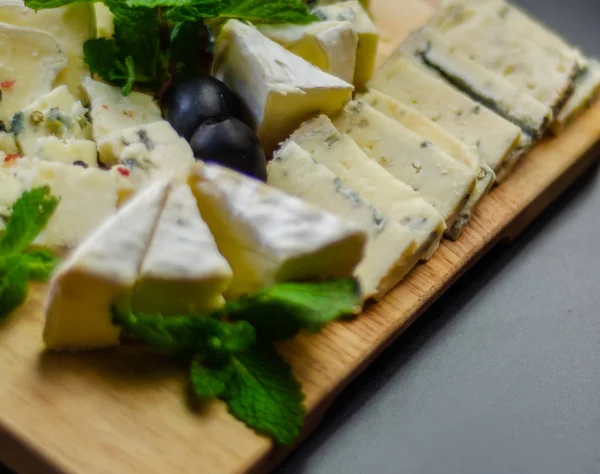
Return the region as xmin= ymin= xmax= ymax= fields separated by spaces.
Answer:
xmin=2 ymin=1 xmax=600 ymax=473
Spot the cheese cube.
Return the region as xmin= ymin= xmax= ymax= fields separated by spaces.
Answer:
xmin=10 ymin=85 xmax=91 ymax=158
xmin=361 ymin=90 xmax=495 ymax=239
xmin=212 ymin=19 xmax=353 ymax=155
xmin=132 ymin=183 xmax=233 ymax=315
xmin=188 ymin=163 xmax=367 ymax=299
xmin=44 ymin=179 xmax=170 ymax=350
xmin=257 ymin=21 xmax=358 ymax=84
xmin=0 ymin=172 xmax=22 ymax=217
xmin=370 ymin=57 xmax=521 ymax=173
xmin=290 ymin=114 xmax=445 ymax=256
xmin=334 ymin=101 xmax=476 ymax=228
xmin=0 ymin=23 xmax=67 ymax=122
xmin=269 ymin=141 xmax=419 ymax=300
xmin=35 ymin=137 xmax=98 ymax=167
xmin=0 ymin=131 xmax=18 ymax=155
xmin=0 ymin=0 xmax=95 ymax=101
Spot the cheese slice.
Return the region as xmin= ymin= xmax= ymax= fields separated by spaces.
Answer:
xmin=399 ymin=28 xmax=552 ymax=138
xmin=361 ymin=90 xmax=495 ymax=239
xmin=94 ymin=3 xmax=114 ymax=39
xmin=10 ymin=85 xmax=91 ymax=157
xmin=269 ymin=141 xmax=418 ymax=299
xmin=1 ymin=158 xmax=118 ymax=249
xmin=44 ymin=179 xmax=170 ymax=350
xmin=35 ymin=137 xmax=98 ymax=167
xmin=495 ymin=132 xmax=533 ymax=183
xmin=213 ymin=19 xmax=353 ymax=155
xmin=132 ymin=183 xmax=233 ymax=315
xmin=257 ymin=21 xmax=358 ymax=84
xmin=0 ymin=0 xmax=95 ymax=101
xmin=0 ymin=131 xmax=18 ymax=155
xmin=370 ymin=57 xmax=521 ymax=173
xmin=552 ymin=60 xmax=600 ymax=134
xmin=290 ymin=114 xmax=445 ymax=256
xmin=312 ymin=0 xmax=379 ymax=89
xmin=334 ymin=100 xmax=476 ymax=228
xmin=428 ymin=0 xmax=579 ymax=114
xmin=188 ymin=162 xmax=367 ymax=299
xmin=0 ymin=23 xmax=67 ymax=122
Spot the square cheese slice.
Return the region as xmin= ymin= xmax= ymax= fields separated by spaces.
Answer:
xmin=212 ymin=19 xmax=353 ymax=155
xmin=44 ymin=179 xmax=170 ymax=350
xmin=132 ymin=183 xmax=233 ymax=316
xmin=334 ymin=100 xmax=476 ymax=228
xmin=269 ymin=141 xmax=419 ymax=300
xmin=188 ymin=162 xmax=367 ymax=299
xmin=290 ymin=114 xmax=445 ymax=256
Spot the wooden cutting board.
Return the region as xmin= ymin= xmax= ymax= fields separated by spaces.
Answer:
xmin=2 ymin=1 xmax=600 ymax=473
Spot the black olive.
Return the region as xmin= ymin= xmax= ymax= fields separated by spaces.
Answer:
xmin=162 ymin=76 xmax=252 ymax=140
xmin=190 ymin=118 xmax=267 ymax=181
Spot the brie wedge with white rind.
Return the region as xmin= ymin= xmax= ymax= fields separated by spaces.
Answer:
xmin=212 ymin=19 xmax=353 ymax=154
xmin=188 ymin=163 xmax=367 ymax=299
xmin=1 ymin=158 xmax=118 ymax=249
xmin=334 ymin=100 xmax=476 ymax=228
xmin=132 ymin=183 xmax=233 ymax=316
xmin=369 ymin=57 xmax=521 ymax=174
xmin=269 ymin=141 xmax=418 ymax=300
xmin=400 ymin=28 xmax=552 ymax=138
xmin=361 ymin=90 xmax=495 ymax=239
xmin=290 ymin=114 xmax=445 ymax=257
xmin=35 ymin=137 xmax=98 ymax=168
xmin=0 ymin=0 xmax=95 ymax=101
xmin=10 ymin=85 xmax=91 ymax=157
xmin=0 ymin=23 xmax=67 ymax=122
xmin=312 ymin=0 xmax=379 ymax=89
xmin=257 ymin=21 xmax=358 ymax=84
xmin=44 ymin=179 xmax=169 ymax=350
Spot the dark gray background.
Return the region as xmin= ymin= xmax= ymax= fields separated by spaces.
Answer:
xmin=276 ymin=1 xmax=600 ymax=473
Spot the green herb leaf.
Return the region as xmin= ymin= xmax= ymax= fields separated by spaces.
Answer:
xmin=225 ymin=278 xmax=361 ymax=341
xmin=23 ymin=0 xmax=86 ymax=9
xmin=133 ymin=0 xmax=222 ymax=13
xmin=219 ymin=0 xmax=318 ymax=24
xmin=170 ymin=21 xmax=203 ymax=78
xmin=21 ymin=249 xmax=59 ymax=282
xmin=83 ymin=39 xmax=136 ymax=95
xmin=224 ymin=344 xmax=304 ymax=446
xmin=190 ymin=356 xmax=234 ymax=398
xmin=0 ymin=186 xmax=58 ymax=256
xmin=0 ymin=256 xmax=29 ymax=320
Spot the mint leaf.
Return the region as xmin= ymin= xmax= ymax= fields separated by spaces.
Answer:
xmin=84 ymin=39 xmax=136 ymax=95
xmin=0 ymin=186 xmax=58 ymax=256
xmin=133 ymin=0 xmax=222 ymax=13
xmin=225 ymin=278 xmax=361 ymax=341
xmin=224 ymin=344 xmax=304 ymax=446
xmin=219 ymin=0 xmax=318 ymax=24
xmin=24 ymin=0 xmax=86 ymax=9
xmin=0 ymin=256 xmax=29 ymax=320
xmin=21 ymin=249 xmax=59 ymax=282
xmin=170 ymin=21 xmax=203 ymax=78
xmin=190 ymin=356 xmax=234 ymax=398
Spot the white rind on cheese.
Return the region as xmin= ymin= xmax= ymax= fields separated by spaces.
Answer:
xmin=188 ymin=162 xmax=367 ymax=299
xmin=44 ymin=179 xmax=170 ymax=350
xmin=0 ymin=23 xmax=67 ymax=122
xmin=269 ymin=141 xmax=418 ymax=300
xmin=290 ymin=114 xmax=445 ymax=256
xmin=334 ymin=100 xmax=476 ymax=228
xmin=257 ymin=21 xmax=358 ymax=84
xmin=35 ymin=137 xmax=98 ymax=167
xmin=369 ymin=57 xmax=521 ymax=174
xmin=132 ymin=183 xmax=233 ymax=316
xmin=213 ymin=19 xmax=353 ymax=154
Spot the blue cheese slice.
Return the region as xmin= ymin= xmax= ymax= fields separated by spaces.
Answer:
xmin=212 ymin=19 xmax=353 ymax=155
xmin=369 ymin=57 xmax=521 ymax=173
xmin=269 ymin=141 xmax=418 ymax=300
xmin=289 ymin=114 xmax=445 ymax=257
xmin=35 ymin=137 xmax=98 ymax=167
xmin=334 ymin=100 xmax=476 ymax=228
xmin=0 ymin=23 xmax=67 ymax=122
xmin=188 ymin=162 xmax=367 ymax=299
xmin=132 ymin=183 xmax=233 ymax=316
xmin=257 ymin=21 xmax=358 ymax=84
xmin=44 ymin=179 xmax=170 ymax=350
xmin=361 ymin=90 xmax=495 ymax=239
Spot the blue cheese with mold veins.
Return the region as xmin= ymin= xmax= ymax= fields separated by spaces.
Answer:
xmin=289 ymin=114 xmax=445 ymax=258
xmin=269 ymin=141 xmax=419 ymax=300
xmin=212 ymin=19 xmax=353 ymax=155
xmin=334 ymin=100 xmax=476 ymax=228
xmin=188 ymin=163 xmax=367 ymax=299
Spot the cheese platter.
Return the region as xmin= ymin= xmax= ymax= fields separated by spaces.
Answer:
xmin=0 ymin=0 xmax=600 ymax=473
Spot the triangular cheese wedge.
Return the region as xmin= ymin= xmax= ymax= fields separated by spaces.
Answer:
xmin=44 ymin=179 xmax=170 ymax=350
xmin=188 ymin=163 xmax=366 ymax=299
xmin=132 ymin=183 xmax=233 ymax=315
